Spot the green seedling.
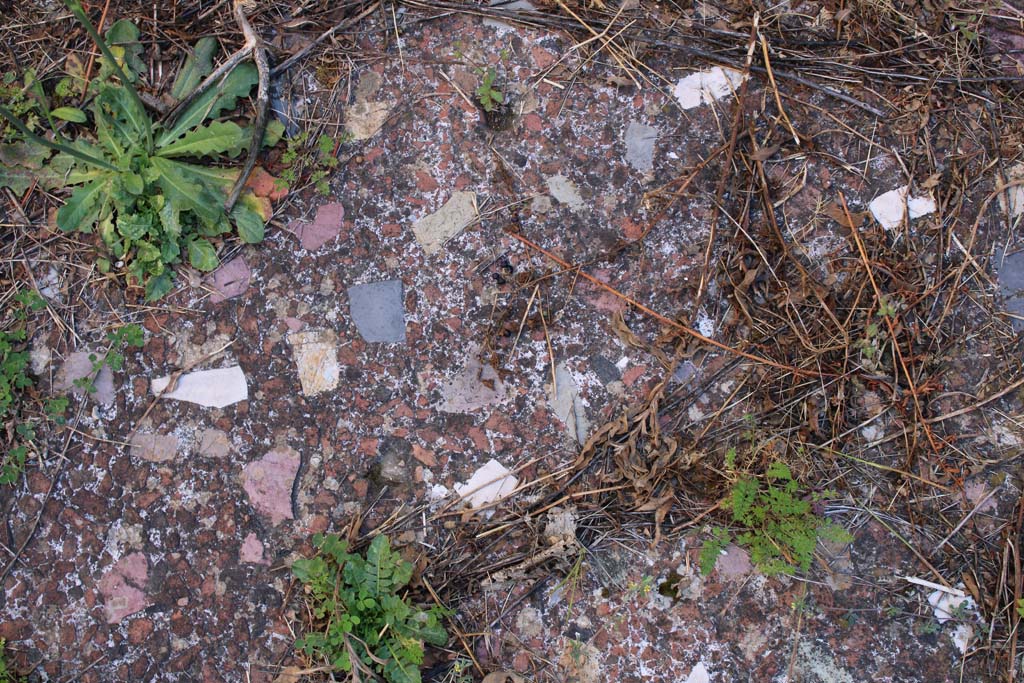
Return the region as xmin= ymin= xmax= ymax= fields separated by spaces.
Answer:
xmin=277 ymin=131 xmax=346 ymax=197
xmin=72 ymin=323 xmax=144 ymax=394
xmin=700 ymin=461 xmax=851 ymax=576
xmin=292 ymin=533 xmax=448 ymax=683
xmin=0 ymin=290 xmax=69 ymax=484
xmin=475 ymin=67 xmax=504 ymax=113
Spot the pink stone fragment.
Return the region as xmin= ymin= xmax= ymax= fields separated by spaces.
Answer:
xmin=282 ymin=316 xmax=305 ymax=332
xmin=98 ymin=552 xmax=149 ymax=624
xmin=206 ymin=256 xmax=251 ymax=303
xmin=239 ymin=532 xmax=269 ymax=565
xmin=242 ymin=446 xmax=300 ymax=525
xmin=716 ymin=544 xmax=753 ymax=580
xmin=286 ymin=202 xmax=344 ymax=251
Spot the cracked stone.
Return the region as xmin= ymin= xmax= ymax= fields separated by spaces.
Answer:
xmin=348 ymin=280 xmax=406 ymax=343
xmin=550 ymin=362 xmax=590 ymax=444
xmin=684 ymin=663 xmax=711 ymax=683
xmin=288 ymin=329 xmax=339 ymax=396
xmin=997 ymin=163 xmax=1024 ymax=217
xmin=98 ymin=552 xmax=149 ymax=624
xmin=375 ymin=438 xmax=412 ymax=485
xmin=151 ymin=365 xmax=249 ymax=408
xmin=483 ymin=0 xmax=536 ymax=30
xmin=286 ymin=202 xmax=344 ymax=252
xmin=205 ymin=256 xmax=251 ymax=303
xmin=996 ymin=248 xmax=1024 ymax=332
xmin=239 ymin=533 xmax=269 ymax=565
xmin=198 ymin=428 xmax=232 ymax=458
xmin=242 ymin=446 xmax=300 ymax=525
xmin=412 ymin=191 xmax=478 ymax=255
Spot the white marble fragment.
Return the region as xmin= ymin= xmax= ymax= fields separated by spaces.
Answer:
xmin=550 ymin=362 xmax=590 ymax=444
xmin=454 ymin=458 xmax=518 ymax=509
xmin=545 ymin=174 xmax=585 ymax=213
xmin=684 ymin=663 xmax=711 ymax=683
xmin=151 ymin=365 xmax=248 ymax=408
xmin=673 ymin=67 xmax=746 ymax=109
xmin=928 ymin=587 xmax=976 ymax=624
xmin=869 ymin=186 xmax=936 ymax=230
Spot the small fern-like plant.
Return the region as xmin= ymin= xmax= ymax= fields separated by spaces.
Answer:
xmin=700 ymin=461 xmax=851 ymax=576
xmin=292 ymin=533 xmax=448 ymax=683
xmin=0 ymin=0 xmax=278 ymax=300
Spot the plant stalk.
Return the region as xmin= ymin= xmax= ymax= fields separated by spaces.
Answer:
xmin=0 ymin=105 xmax=118 ymax=171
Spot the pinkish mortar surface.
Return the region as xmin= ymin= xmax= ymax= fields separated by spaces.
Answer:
xmin=1 ymin=4 xmax=1017 ymax=683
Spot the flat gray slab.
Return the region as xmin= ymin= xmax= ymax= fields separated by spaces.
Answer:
xmin=348 ymin=280 xmax=406 ymax=343
xmin=997 ymin=249 xmax=1024 ymax=332
xmin=624 ymin=120 xmax=658 ymax=175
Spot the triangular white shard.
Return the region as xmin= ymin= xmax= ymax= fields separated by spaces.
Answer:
xmin=673 ymin=67 xmax=746 ymax=109
xmin=454 ymin=459 xmax=518 ymax=509
xmin=869 ymin=186 xmax=936 ymax=230
xmin=685 ymin=663 xmax=711 ymax=683
xmin=151 ymin=365 xmax=248 ymax=408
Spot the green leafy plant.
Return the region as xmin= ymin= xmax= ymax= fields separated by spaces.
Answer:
xmin=625 ymin=574 xmax=655 ymax=602
xmin=438 ymin=656 xmax=474 ymax=683
xmin=0 ymin=70 xmax=45 ymax=143
xmin=276 ymin=131 xmax=345 ymax=197
xmin=0 ymin=290 xmax=65 ymax=485
xmin=72 ymin=323 xmax=144 ymax=394
xmin=292 ymin=533 xmax=448 ymax=683
xmin=0 ymin=638 xmax=26 ymax=683
xmin=0 ymin=0 xmax=279 ymax=300
xmin=700 ymin=461 xmax=851 ymax=576
xmin=475 ymin=67 xmax=504 ymax=113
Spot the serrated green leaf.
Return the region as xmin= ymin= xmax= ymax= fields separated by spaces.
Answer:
xmin=149 ymin=156 xmax=222 ymax=221
xmin=98 ymin=213 xmax=116 ymax=245
xmin=57 ymin=178 xmax=107 ymax=232
xmin=51 ymin=106 xmax=87 ymax=123
xmin=157 ymin=63 xmax=258 ymax=147
xmin=187 ymin=238 xmax=218 ymax=271
xmin=47 ymin=153 xmax=106 ymax=186
xmin=135 ymin=240 xmax=161 ymax=263
xmin=0 ymin=165 xmax=42 ymax=194
xmin=172 ymin=163 xmax=237 ymax=192
xmin=160 ymin=237 xmax=181 ymax=263
xmin=171 ymin=36 xmax=218 ymax=101
xmin=156 ymin=120 xmax=248 ymax=159
xmin=0 ymin=141 xmax=49 ymax=168
xmin=145 ymin=272 xmax=173 ymax=301
xmin=159 ymin=201 xmax=182 ymax=238
xmin=96 ymin=84 xmax=151 ymax=152
xmin=231 ymin=201 xmax=264 ymax=244
xmin=117 ymin=214 xmax=150 ymax=240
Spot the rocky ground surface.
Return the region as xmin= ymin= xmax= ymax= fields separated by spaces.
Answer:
xmin=2 ymin=1 xmax=1024 ymax=682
